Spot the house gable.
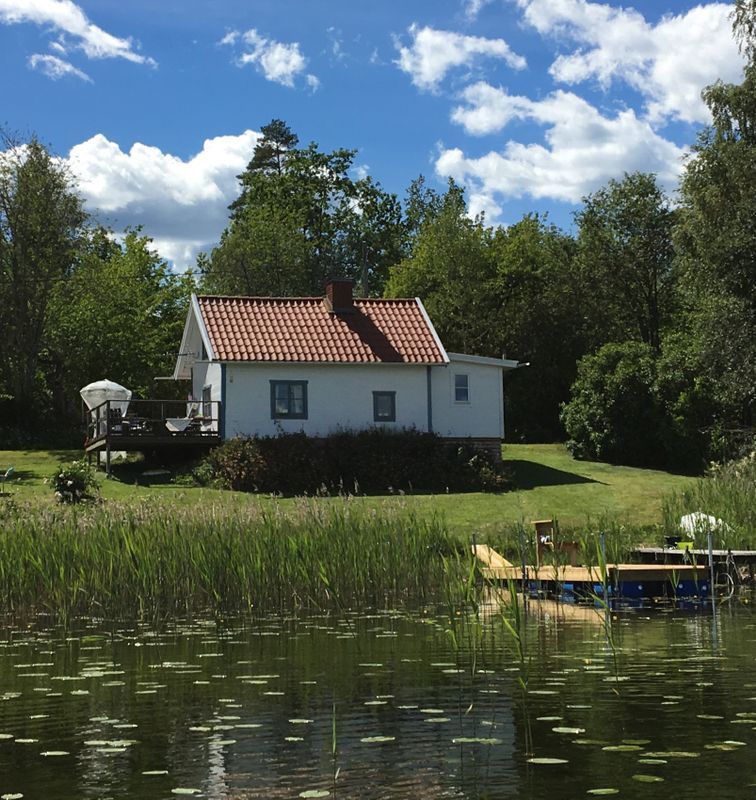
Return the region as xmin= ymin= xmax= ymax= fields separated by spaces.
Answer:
xmin=173 ymin=295 xmax=216 ymax=380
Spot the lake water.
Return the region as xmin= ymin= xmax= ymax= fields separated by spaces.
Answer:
xmin=0 ymin=598 xmax=752 ymax=799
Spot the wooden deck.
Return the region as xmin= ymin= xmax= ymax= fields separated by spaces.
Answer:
xmin=83 ymin=398 xmax=222 ymax=473
xmin=84 ymin=431 xmax=221 ymax=454
xmin=472 ymin=545 xmax=707 ymax=586
xmin=636 ymin=547 xmax=756 ymax=561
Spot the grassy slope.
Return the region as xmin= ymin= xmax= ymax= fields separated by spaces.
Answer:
xmin=0 ymin=444 xmax=694 ymax=535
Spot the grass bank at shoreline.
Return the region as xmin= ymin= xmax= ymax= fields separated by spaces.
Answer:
xmin=0 ymin=444 xmax=694 ymax=533
xmin=0 ymin=443 xmax=701 ymax=619
xmin=3 ymin=444 xmax=753 ymax=619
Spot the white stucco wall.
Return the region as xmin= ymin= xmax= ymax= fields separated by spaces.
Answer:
xmin=207 ymin=358 xmax=506 ymax=440
xmin=430 ymin=358 xmax=504 ymax=439
xmin=192 ymin=362 xmax=222 ymax=405
xmin=223 ymin=363 xmax=430 ymax=438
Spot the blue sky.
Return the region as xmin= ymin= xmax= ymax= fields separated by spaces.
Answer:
xmin=0 ymin=0 xmax=745 ymax=267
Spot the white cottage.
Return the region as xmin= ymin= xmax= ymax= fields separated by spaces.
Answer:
xmin=172 ymin=280 xmax=519 ymax=459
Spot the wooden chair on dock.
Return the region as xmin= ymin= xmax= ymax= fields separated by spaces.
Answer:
xmin=533 ymin=519 xmax=580 ymax=567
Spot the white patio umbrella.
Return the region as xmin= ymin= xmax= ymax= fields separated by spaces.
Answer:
xmin=80 ymin=379 xmax=132 ymax=416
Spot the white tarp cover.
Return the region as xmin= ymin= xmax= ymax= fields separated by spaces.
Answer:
xmin=80 ymin=379 xmax=132 ymax=416
xmin=679 ymin=511 xmax=728 ymax=539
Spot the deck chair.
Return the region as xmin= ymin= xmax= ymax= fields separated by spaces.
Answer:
xmin=0 ymin=467 xmax=14 ymax=495
xmin=108 ymin=407 xmax=124 ymax=434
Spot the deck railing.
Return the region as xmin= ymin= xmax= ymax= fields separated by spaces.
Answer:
xmin=84 ymin=398 xmax=222 ymax=444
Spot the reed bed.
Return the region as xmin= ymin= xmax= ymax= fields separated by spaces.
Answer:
xmin=0 ymin=497 xmax=465 ymax=619
xmin=662 ymin=450 xmax=756 ymax=549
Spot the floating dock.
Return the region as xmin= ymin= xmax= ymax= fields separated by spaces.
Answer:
xmin=472 ymin=544 xmax=710 ymax=600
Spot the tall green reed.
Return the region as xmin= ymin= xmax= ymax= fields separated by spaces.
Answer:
xmin=0 ymin=497 xmax=462 ymax=620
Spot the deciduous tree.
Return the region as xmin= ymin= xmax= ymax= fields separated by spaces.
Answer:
xmin=0 ymin=133 xmax=87 ymax=422
xmin=576 ymin=172 xmax=676 ymax=352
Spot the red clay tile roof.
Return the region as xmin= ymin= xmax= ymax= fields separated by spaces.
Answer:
xmin=197 ymin=295 xmax=448 ymax=364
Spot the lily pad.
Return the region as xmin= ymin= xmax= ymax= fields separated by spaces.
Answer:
xmin=602 ymin=745 xmax=642 ymax=752
xmin=452 ymin=737 xmax=502 ymax=745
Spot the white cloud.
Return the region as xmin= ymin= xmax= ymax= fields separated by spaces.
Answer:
xmin=464 ymin=0 xmax=495 ymax=19
xmin=67 ymin=130 xmax=261 ymax=269
xmin=441 ymin=84 xmax=684 ymax=209
xmin=218 ymin=30 xmax=238 ymax=47
xmin=516 ymin=0 xmax=743 ymax=124
xmin=394 ymin=23 xmax=526 ymax=92
xmin=0 ymin=0 xmax=155 ymax=65
xmin=326 ymin=26 xmax=346 ymax=61
xmin=28 ymin=52 xmax=91 ymax=81
xmin=221 ymin=28 xmax=315 ymax=88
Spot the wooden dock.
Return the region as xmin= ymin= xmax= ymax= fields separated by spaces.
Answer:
xmin=636 ymin=547 xmax=756 ymax=561
xmin=472 ymin=544 xmax=709 ymax=598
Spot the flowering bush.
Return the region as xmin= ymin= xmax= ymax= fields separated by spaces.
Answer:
xmin=49 ymin=460 xmax=99 ymax=504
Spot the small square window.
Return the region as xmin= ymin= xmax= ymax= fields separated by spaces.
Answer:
xmin=373 ymin=391 xmax=396 ymax=422
xmin=270 ymin=381 xmax=308 ymax=419
xmin=454 ymin=374 xmax=469 ymax=403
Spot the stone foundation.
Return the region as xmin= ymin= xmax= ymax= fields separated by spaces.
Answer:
xmin=441 ymin=437 xmax=503 ymax=463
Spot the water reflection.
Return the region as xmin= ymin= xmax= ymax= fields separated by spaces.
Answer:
xmin=0 ymin=602 xmax=752 ymax=798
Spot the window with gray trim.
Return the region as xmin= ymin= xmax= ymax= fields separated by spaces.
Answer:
xmin=373 ymin=391 xmax=396 ymax=422
xmin=454 ymin=373 xmax=469 ymax=403
xmin=270 ymin=380 xmax=308 ymax=419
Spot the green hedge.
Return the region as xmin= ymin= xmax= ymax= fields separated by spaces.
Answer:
xmin=199 ymin=429 xmax=509 ymax=495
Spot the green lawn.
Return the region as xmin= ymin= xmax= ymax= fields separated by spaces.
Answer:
xmin=0 ymin=444 xmax=694 ymax=535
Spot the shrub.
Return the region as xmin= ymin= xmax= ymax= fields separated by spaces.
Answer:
xmin=562 ymin=339 xmax=725 ymax=471
xmin=561 ymin=341 xmax=669 ymax=468
xmin=49 ymin=460 xmax=99 ymax=504
xmin=202 ymin=429 xmax=510 ymax=496
xmin=204 ymin=437 xmax=268 ymax=492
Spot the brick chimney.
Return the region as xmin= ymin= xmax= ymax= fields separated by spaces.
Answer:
xmin=324 ymin=278 xmax=355 ymax=314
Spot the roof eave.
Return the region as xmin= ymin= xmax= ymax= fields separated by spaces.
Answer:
xmin=447 ymin=352 xmax=521 ymax=370
xmin=193 ymin=294 xmax=217 ymax=361
xmin=218 ymin=359 xmax=447 ymax=366
xmin=415 ymin=297 xmax=450 ymax=364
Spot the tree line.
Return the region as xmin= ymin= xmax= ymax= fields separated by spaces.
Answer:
xmin=1 ymin=5 xmax=755 ymax=468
